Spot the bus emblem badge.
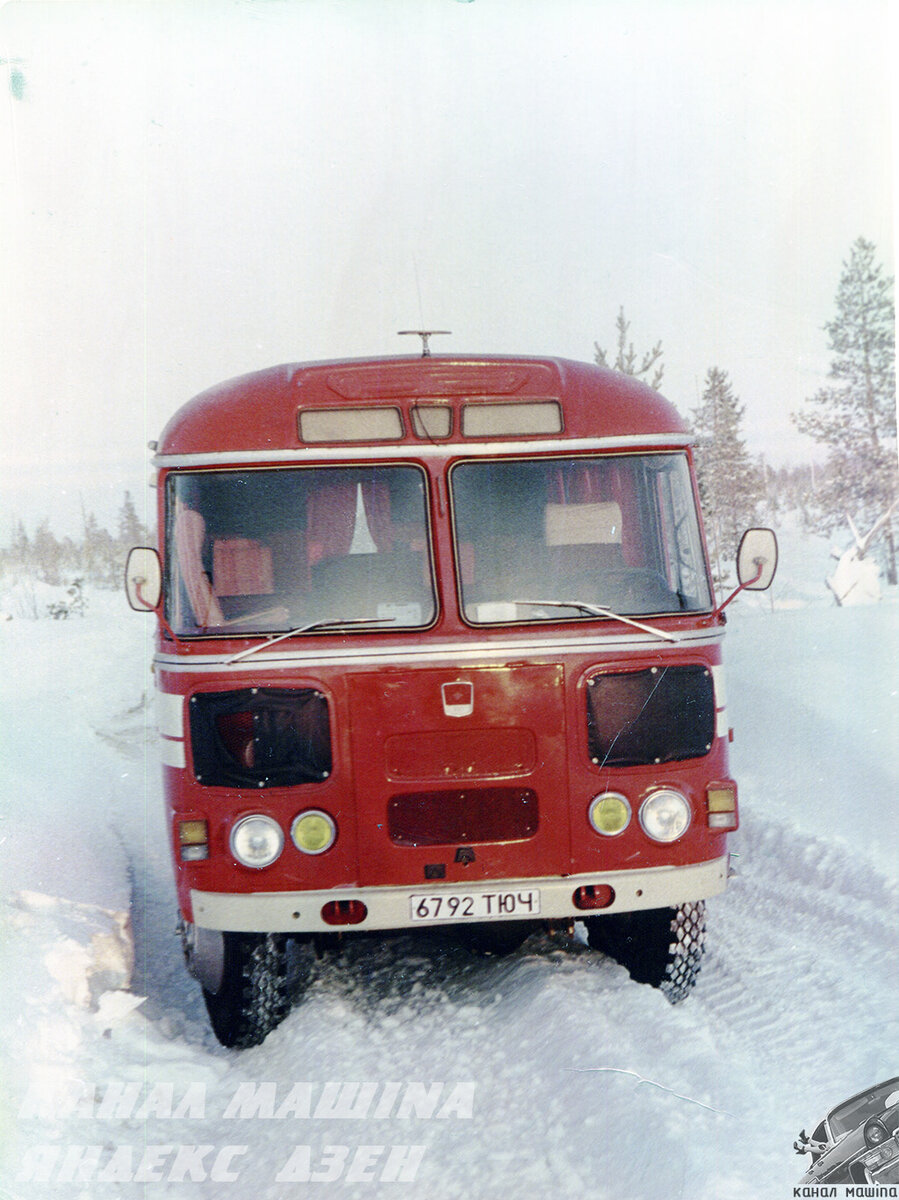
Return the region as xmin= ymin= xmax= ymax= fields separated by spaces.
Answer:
xmin=442 ymin=681 xmax=474 ymax=718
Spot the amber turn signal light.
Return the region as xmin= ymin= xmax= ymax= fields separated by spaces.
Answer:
xmin=179 ymin=819 xmax=209 ymax=861
xmin=707 ymin=784 xmax=738 ymax=830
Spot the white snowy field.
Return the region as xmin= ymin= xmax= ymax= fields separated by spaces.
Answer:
xmin=0 ymin=530 xmax=896 ymax=1200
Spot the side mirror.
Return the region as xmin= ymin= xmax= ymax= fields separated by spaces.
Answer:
xmin=737 ymin=528 xmax=778 ymax=591
xmin=125 ymin=547 xmax=162 ymax=611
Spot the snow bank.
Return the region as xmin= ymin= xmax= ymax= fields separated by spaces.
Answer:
xmin=0 ymin=590 xmax=151 ymax=911
xmin=727 ymin=600 xmax=899 ymax=878
xmin=0 ymin=557 xmax=896 ymax=1200
xmin=0 ymin=575 xmax=86 ymax=621
xmin=12 ymin=890 xmax=134 ymax=1007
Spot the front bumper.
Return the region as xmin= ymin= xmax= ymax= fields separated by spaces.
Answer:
xmin=190 ymin=855 xmax=729 ymax=933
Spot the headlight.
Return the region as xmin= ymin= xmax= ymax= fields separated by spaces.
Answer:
xmin=865 ymin=1117 xmax=890 ymax=1148
xmin=291 ymin=809 xmax=337 ymax=855
xmin=639 ymin=789 xmax=691 ymax=842
xmin=230 ymin=814 xmax=284 ymax=868
xmin=588 ymin=792 xmax=631 ymax=836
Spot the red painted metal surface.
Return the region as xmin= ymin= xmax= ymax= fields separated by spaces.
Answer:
xmin=150 ymin=355 xmax=732 ymax=929
xmin=156 ymin=356 xmax=688 ymax=457
xmin=348 ymin=665 xmax=569 ymax=886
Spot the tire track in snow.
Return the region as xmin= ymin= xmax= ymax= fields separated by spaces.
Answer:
xmin=119 ymin=772 xmax=897 ymax=1199
xmin=47 ymin=638 xmax=897 ymax=1200
xmin=680 ymin=808 xmax=898 ymax=1196
xmin=701 ymin=812 xmax=896 ymax=1051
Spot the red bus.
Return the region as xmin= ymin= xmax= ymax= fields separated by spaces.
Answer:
xmin=126 ymin=350 xmax=776 ymax=1047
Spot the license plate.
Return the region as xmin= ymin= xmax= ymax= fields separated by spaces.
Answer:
xmin=410 ymin=888 xmax=541 ymax=922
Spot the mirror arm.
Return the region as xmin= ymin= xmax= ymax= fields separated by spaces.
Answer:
xmin=134 ymin=577 xmax=157 ymax=610
xmin=134 ymin=578 xmax=183 ymax=645
xmin=156 ymin=607 xmax=183 ymax=645
xmin=714 ymin=560 xmax=764 ymax=617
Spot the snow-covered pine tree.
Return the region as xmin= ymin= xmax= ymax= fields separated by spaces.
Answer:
xmin=117 ymin=490 xmax=145 ymax=549
xmin=691 ymin=367 xmax=763 ymax=587
xmin=793 ymin=237 xmax=898 ymax=583
xmin=80 ymin=510 xmax=118 ymax=585
xmin=9 ymin=519 xmax=30 ymax=570
xmin=594 ymin=307 xmax=664 ymax=391
xmin=32 ymin=518 xmax=63 ymax=585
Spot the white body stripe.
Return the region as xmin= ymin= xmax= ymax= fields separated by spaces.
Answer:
xmin=711 ymin=664 xmax=728 ymax=738
xmin=711 ymin=664 xmax=727 ymax=707
xmin=159 ymin=737 xmax=186 ymax=769
xmin=156 ymin=690 xmax=185 ymax=738
xmin=154 ymin=626 xmax=725 ymax=674
xmin=153 ymin=432 xmax=692 ymax=469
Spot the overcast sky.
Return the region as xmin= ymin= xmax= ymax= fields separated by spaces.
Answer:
xmin=1 ymin=0 xmax=894 ymax=538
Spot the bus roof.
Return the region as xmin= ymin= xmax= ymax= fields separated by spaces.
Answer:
xmin=155 ymin=355 xmax=690 ymax=460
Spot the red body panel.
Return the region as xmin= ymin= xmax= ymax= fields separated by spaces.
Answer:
xmin=151 ymin=356 xmax=733 ymax=930
xmin=156 ymin=357 xmax=688 ymax=457
xmin=348 ymin=664 xmax=570 ymax=884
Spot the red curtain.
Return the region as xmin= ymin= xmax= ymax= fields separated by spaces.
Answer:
xmin=307 ymin=484 xmax=356 ymax=564
xmin=173 ymin=509 xmax=224 ymax=627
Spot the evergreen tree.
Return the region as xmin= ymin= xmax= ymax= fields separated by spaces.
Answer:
xmin=793 ymin=237 xmax=898 ymax=583
xmin=757 ymin=454 xmax=781 ymax=526
xmin=691 ymin=367 xmax=763 ymax=585
xmin=32 ymin=518 xmax=62 ymax=585
xmin=594 ymin=307 xmax=664 ymax=390
xmin=117 ymin=490 xmax=145 ymax=548
xmin=94 ymin=526 xmax=120 ymax=587
xmin=80 ymin=510 xmax=110 ymax=584
xmin=10 ymin=519 xmax=30 ymax=568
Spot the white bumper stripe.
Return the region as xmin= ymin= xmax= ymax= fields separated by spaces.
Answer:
xmin=190 ymin=856 xmax=728 ymax=933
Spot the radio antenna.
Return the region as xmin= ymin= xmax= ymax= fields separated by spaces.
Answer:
xmin=398 ymin=330 xmax=451 ymax=357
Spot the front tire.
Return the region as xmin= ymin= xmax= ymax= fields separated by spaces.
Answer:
xmin=585 ymin=901 xmax=706 ymax=1003
xmin=202 ymin=932 xmax=294 ymax=1048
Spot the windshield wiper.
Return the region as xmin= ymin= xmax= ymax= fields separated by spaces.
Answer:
xmin=508 ymin=599 xmax=677 ymax=642
xmin=228 ymin=616 xmax=395 ymax=664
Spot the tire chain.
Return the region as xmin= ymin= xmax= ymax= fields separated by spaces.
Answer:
xmin=236 ymin=934 xmax=291 ymax=1048
xmin=660 ymin=901 xmax=707 ymax=1004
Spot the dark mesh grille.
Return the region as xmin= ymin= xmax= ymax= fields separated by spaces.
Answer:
xmin=586 ymin=665 xmax=714 ymax=767
xmin=388 ymin=787 xmax=538 ymax=846
xmin=189 ymin=688 xmax=331 ymax=788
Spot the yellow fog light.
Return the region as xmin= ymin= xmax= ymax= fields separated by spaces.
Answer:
xmin=707 ymin=783 xmax=738 ymax=830
xmin=178 ymin=819 xmax=209 ymax=861
xmin=588 ymin=792 xmax=631 ymax=837
xmin=291 ymin=809 xmax=337 ymax=855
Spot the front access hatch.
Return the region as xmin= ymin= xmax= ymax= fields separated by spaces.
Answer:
xmin=348 ymin=664 xmax=569 ymax=886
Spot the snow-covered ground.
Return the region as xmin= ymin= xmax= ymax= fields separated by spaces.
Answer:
xmin=0 ymin=529 xmax=896 ymax=1200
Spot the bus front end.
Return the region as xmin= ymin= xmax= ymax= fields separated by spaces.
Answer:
xmin=126 ymin=354 xmax=775 ymax=1046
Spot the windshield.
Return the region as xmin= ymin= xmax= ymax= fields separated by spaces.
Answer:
xmin=829 ymin=1080 xmax=899 ymax=1139
xmin=166 ymin=465 xmax=436 ymax=636
xmin=450 ymin=453 xmax=712 ymax=623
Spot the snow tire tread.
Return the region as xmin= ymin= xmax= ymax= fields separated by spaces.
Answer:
xmin=585 ymin=900 xmax=707 ymax=1004
xmin=203 ymin=932 xmax=292 ymax=1049
xmin=659 ymin=901 xmax=707 ymax=1004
